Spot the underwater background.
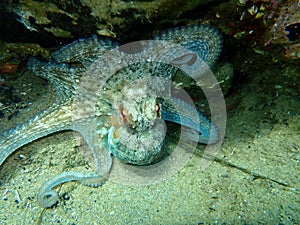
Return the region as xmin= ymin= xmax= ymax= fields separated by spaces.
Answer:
xmin=0 ymin=0 xmax=299 ymax=224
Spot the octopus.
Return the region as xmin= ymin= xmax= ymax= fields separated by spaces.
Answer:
xmin=0 ymin=25 xmax=224 ymax=208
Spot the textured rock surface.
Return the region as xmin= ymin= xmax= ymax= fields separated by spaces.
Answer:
xmin=1 ymin=0 xmax=215 ymax=43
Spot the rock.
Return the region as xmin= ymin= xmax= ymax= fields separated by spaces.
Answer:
xmin=2 ymin=0 xmax=217 ymax=45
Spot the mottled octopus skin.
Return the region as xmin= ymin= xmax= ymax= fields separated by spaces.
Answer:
xmin=0 ymin=25 xmax=222 ymax=208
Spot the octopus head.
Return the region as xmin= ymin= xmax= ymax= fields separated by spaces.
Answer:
xmin=109 ymin=79 xmax=167 ymax=165
xmin=112 ymin=78 xmax=164 ymax=134
xmin=118 ymin=97 xmax=160 ymax=132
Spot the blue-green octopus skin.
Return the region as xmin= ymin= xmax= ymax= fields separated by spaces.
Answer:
xmin=0 ymin=24 xmax=222 ymax=208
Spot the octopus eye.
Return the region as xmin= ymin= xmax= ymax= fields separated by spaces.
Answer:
xmin=120 ymin=108 xmax=129 ymax=124
xmin=121 ymin=108 xmax=127 ymax=118
xmin=155 ymin=103 xmax=160 ymax=117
